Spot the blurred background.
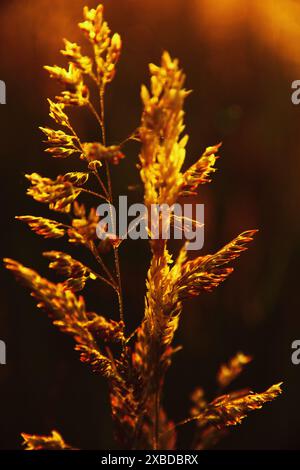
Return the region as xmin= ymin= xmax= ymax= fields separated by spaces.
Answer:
xmin=0 ymin=0 xmax=300 ymax=450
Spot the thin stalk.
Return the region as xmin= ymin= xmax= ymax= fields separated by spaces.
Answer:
xmin=88 ymin=100 xmax=103 ymax=129
xmin=80 ymin=187 xmax=109 ymax=202
xmin=92 ymin=169 xmax=110 ymax=200
xmin=66 ymin=117 xmax=110 ymax=203
xmin=99 ymin=86 xmax=124 ymax=325
xmin=66 ymin=122 xmax=81 ymax=144
xmin=154 ymin=388 xmax=160 ymax=450
xmin=159 ymin=414 xmax=204 ymax=438
xmin=89 ymin=70 xmax=100 ymax=87
xmin=153 ymin=344 xmax=161 ymax=450
xmin=56 ymin=221 xmax=116 ymax=291
xmin=99 ymin=87 xmax=107 ymax=146
xmin=118 ymin=128 xmax=140 ymax=148
xmin=88 ymin=241 xmax=117 ymax=288
xmin=91 ymin=269 xmax=117 ymax=291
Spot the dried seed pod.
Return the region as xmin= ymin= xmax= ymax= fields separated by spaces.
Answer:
xmin=78 ymin=5 xmax=122 ymax=87
xmin=82 ymin=142 xmax=124 ymax=165
xmin=45 ymin=63 xmax=89 ymax=107
xmin=63 ymin=172 xmax=89 ymax=185
xmin=68 ymin=207 xmax=99 ymax=244
xmin=61 ymin=39 xmax=94 ymax=76
xmin=16 ymin=216 xmax=66 ymax=239
xmin=217 ymin=352 xmax=253 ymax=389
xmin=26 ymin=173 xmax=82 ymax=213
xmin=181 ymin=143 xmax=221 ymax=196
xmin=22 ymin=431 xmax=73 ymax=450
xmin=48 ymin=99 xmax=70 ymax=127
xmin=43 ymin=251 xmax=96 ymax=292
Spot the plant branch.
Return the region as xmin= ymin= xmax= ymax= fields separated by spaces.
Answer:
xmin=88 ymin=100 xmax=103 ymax=129
xmin=80 ymin=187 xmax=109 ymax=202
xmin=99 ymin=86 xmax=124 ymax=325
xmin=88 ymin=240 xmax=117 ymax=288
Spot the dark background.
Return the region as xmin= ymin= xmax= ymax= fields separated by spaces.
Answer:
xmin=0 ymin=0 xmax=299 ymax=450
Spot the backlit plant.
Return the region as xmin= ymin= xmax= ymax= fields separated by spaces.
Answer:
xmin=5 ymin=4 xmax=282 ymax=450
